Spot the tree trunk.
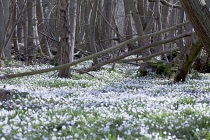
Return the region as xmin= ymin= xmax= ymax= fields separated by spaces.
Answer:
xmin=88 ymin=0 xmax=99 ymax=65
xmin=23 ymin=2 xmax=28 ymax=63
xmin=0 ymin=0 xmax=10 ymax=63
xmin=12 ymin=0 xmax=21 ymax=60
xmin=37 ymin=0 xmax=53 ymax=59
xmin=103 ymin=0 xmax=112 ymax=49
xmin=27 ymin=0 xmax=38 ymax=64
xmin=180 ymin=0 xmax=210 ymax=54
xmin=174 ymin=34 xmax=203 ymax=82
xmin=129 ymin=0 xmax=151 ymax=70
xmin=123 ymin=0 xmax=133 ymax=50
xmin=17 ymin=0 xmax=24 ymax=44
xmin=58 ymin=0 xmax=77 ymax=78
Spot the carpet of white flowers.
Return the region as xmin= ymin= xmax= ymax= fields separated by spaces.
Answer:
xmin=0 ymin=61 xmax=210 ymax=140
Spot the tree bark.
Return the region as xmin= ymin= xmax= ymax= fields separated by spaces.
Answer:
xmin=88 ymin=0 xmax=99 ymax=65
xmin=27 ymin=0 xmax=38 ymax=64
xmin=0 ymin=0 xmax=10 ymax=63
xmin=103 ymin=0 xmax=113 ymax=49
xmin=123 ymin=0 xmax=133 ymax=50
xmin=12 ymin=0 xmax=21 ymax=60
xmin=17 ymin=0 xmax=24 ymax=44
xmin=180 ymin=0 xmax=210 ymax=54
xmin=58 ymin=0 xmax=77 ymax=78
xmin=37 ymin=0 xmax=53 ymax=59
xmin=174 ymin=34 xmax=203 ymax=82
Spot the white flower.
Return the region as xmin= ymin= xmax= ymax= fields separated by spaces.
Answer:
xmin=163 ymin=131 xmax=167 ymax=135
xmin=2 ymin=125 xmax=11 ymax=135
xmin=51 ymin=136 xmax=57 ymax=140
xmin=172 ymin=135 xmax=176 ymax=139
xmin=118 ymin=126 xmax=123 ymax=131
xmin=62 ymin=125 xmax=66 ymax=130
xmin=74 ymin=133 xmax=79 ymax=138
xmin=104 ymin=126 xmax=110 ymax=132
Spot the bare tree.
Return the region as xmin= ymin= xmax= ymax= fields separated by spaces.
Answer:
xmin=26 ymin=0 xmax=40 ymax=64
xmin=0 ymin=0 xmax=11 ymax=65
xmin=37 ymin=0 xmax=53 ymax=59
xmin=88 ymin=0 xmax=99 ymax=65
xmin=58 ymin=0 xmax=77 ymax=78
xmin=173 ymin=0 xmax=210 ymax=82
xmin=180 ymin=0 xmax=210 ymax=54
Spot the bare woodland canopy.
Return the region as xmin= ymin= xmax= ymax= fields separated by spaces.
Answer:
xmin=0 ymin=0 xmax=210 ymax=82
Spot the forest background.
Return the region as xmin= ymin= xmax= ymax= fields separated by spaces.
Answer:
xmin=0 ymin=0 xmax=210 ymax=82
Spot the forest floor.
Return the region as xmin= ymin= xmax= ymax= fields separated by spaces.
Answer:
xmin=0 ymin=61 xmax=210 ymax=140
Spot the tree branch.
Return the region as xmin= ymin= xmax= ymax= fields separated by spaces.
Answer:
xmin=148 ymin=0 xmax=181 ymax=9
xmin=81 ymin=32 xmax=192 ymax=73
xmin=1 ymin=21 xmax=190 ymax=79
xmin=118 ymin=48 xmax=180 ymax=63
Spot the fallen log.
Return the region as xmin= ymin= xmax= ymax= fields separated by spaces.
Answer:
xmin=82 ymin=32 xmax=192 ymax=73
xmin=0 ymin=21 xmax=190 ymax=79
xmin=118 ymin=48 xmax=180 ymax=63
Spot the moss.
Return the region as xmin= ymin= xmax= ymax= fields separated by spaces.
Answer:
xmin=136 ymin=70 xmax=148 ymax=77
xmin=166 ymin=51 xmax=180 ymax=62
xmin=156 ymin=64 xmax=170 ymax=76
xmin=137 ymin=61 xmax=174 ymax=77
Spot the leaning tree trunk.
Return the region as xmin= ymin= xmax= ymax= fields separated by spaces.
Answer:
xmin=174 ymin=34 xmax=203 ymax=82
xmin=180 ymin=0 xmax=210 ymax=54
xmin=58 ymin=0 xmax=77 ymax=78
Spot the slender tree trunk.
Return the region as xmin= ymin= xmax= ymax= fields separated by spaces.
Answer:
xmin=0 ymin=0 xmax=10 ymax=64
xmin=89 ymin=0 xmax=99 ymax=65
xmin=58 ymin=0 xmax=77 ymax=78
xmin=17 ymin=0 xmax=24 ymax=44
xmin=123 ymin=0 xmax=133 ymax=50
xmin=27 ymin=0 xmax=37 ymax=64
xmin=103 ymin=0 xmax=112 ymax=49
xmin=153 ymin=0 xmax=164 ymax=54
xmin=129 ymin=0 xmax=151 ymax=70
xmin=37 ymin=0 xmax=53 ymax=58
xmin=12 ymin=0 xmax=21 ymax=60
xmin=23 ymin=1 xmax=28 ymax=63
